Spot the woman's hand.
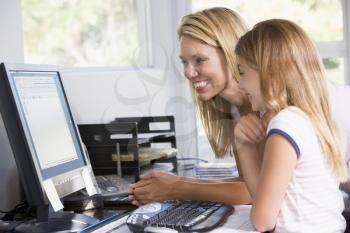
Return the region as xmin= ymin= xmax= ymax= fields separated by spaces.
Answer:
xmin=234 ymin=113 xmax=266 ymax=145
xmin=128 ymin=172 xmax=180 ymax=206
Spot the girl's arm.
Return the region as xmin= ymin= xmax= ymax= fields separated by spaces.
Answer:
xmin=235 ymin=143 xmax=261 ymax=196
xmin=234 ymin=113 xmax=265 ymax=195
xmin=249 ymin=134 xmax=297 ymax=232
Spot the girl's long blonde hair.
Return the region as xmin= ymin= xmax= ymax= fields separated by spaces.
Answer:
xmin=235 ymin=19 xmax=346 ymax=180
xmin=178 ymin=7 xmax=249 ymax=158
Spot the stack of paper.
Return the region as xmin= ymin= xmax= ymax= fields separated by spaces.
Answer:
xmin=195 ymin=162 xmax=238 ymax=179
xmin=141 ymin=162 xmax=175 ymax=175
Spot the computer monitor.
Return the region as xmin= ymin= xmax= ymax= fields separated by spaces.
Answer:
xmin=0 ymin=115 xmax=21 ymax=213
xmin=0 ymin=63 xmax=98 ymax=231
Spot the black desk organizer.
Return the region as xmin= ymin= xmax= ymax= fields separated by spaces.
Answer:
xmin=78 ymin=116 xmax=177 ymax=182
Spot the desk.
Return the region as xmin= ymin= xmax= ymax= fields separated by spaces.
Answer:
xmin=211 ymin=205 xmax=258 ymax=233
xmin=86 ymin=205 xmax=258 ymax=233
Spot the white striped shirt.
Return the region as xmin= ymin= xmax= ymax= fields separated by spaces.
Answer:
xmin=267 ymin=106 xmax=345 ymax=233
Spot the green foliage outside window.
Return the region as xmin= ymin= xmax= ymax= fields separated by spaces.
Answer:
xmin=22 ymin=0 xmax=140 ymax=66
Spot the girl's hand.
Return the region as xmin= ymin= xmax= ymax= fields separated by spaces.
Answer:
xmin=234 ymin=113 xmax=266 ymax=145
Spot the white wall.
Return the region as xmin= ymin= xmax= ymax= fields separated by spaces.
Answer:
xmin=59 ymin=0 xmax=198 ymax=160
xmin=61 ymin=67 xmax=198 ymax=158
xmin=0 ymin=0 xmax=24 ymax=62
xmin=0 ymin=0 xmax=23 ymax=211
xmin=146 ymin=0 xmax=198 ymax=158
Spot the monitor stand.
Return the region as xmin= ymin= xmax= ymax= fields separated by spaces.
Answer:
xmin=14 ymin=205 xmax=98 ymax=233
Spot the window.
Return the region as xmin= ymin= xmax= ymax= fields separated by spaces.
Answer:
xmin=323 ymin=57 xmax=345 ymax=84
xmin=191 ymin=0 xmax=343 ymax=41
xmin=192 ymin=0 xmax=345 ymax=83
xmin=22 ymin=0 xmax=143 ymax=67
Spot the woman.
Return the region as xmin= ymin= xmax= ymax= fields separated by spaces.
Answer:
xmin=128 ymin=7 xmax=262 ymax=206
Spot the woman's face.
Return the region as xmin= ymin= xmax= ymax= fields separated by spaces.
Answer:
xmin=237 ymin=56 xmax=266 ymax=111
xmin=179 ymin=35 xmax=231 ymax=101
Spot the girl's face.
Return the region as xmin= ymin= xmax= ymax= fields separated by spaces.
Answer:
xmin=179 ymin=35 xmax=231 ymax=101
xmin=237 ymin=57 xmax=266 ymax=111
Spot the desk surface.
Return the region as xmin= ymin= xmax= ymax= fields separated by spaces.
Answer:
xmin=212 ymin=205 xmax=258 ymax=233
xmin=87 ymin=205 xmax=258 ymax=233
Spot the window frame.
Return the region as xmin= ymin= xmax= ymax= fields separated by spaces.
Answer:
xmin=343 ymin=0 xmax=350 ymax=84
xmin=314 ymin=0 xmax=349 ymax=85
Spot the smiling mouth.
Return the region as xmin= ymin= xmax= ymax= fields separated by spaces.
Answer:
xmin=194 ymin=81 xmax=208 ymax=89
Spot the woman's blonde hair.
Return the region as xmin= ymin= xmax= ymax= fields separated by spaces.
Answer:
xmin=178 ymin=7 xmax=248 ymax=158
xmin=235 ymin=19 xmax=346 ymax=180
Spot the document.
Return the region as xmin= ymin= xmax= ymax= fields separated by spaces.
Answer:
xmin=89 ymin=215 xmax=130 ymax=233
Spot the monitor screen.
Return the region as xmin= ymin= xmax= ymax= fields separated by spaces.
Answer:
xmin=14 ymin=72 xmax=79 ymax=169
xmin=10 ymin=71 xmax=85 ymax=179
xmin=0 ymin=63 xmax=93 ymax=209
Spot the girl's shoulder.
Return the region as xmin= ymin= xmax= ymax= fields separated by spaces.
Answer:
xmin=267 ymin=106 xmax=313 ymax=137
xmin=266 ymin=107 xmax=316 ymax=158
xmin=269 ymin=106 xmax=309 ymax=127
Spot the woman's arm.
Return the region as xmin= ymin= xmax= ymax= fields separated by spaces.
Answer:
xmin=181 ymin=175 xmax=244 ymax=183
xmin=173 ymin=177 xmax=252 ymax=205
xmin=127 ymin=113 xmax=265 ymax=206
xmin=128 ymin=171 xmax=252 ymax=206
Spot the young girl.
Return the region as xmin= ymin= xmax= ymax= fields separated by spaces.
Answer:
xmin=234 ymin=19 xmax=347 ymax=233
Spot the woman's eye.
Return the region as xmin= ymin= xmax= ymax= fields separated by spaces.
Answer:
xmin=196 ymin=58 xmax=207 ymax=64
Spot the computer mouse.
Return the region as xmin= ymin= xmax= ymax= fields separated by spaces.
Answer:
xmin=106 ymin=186 xmax=118 ymax=192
